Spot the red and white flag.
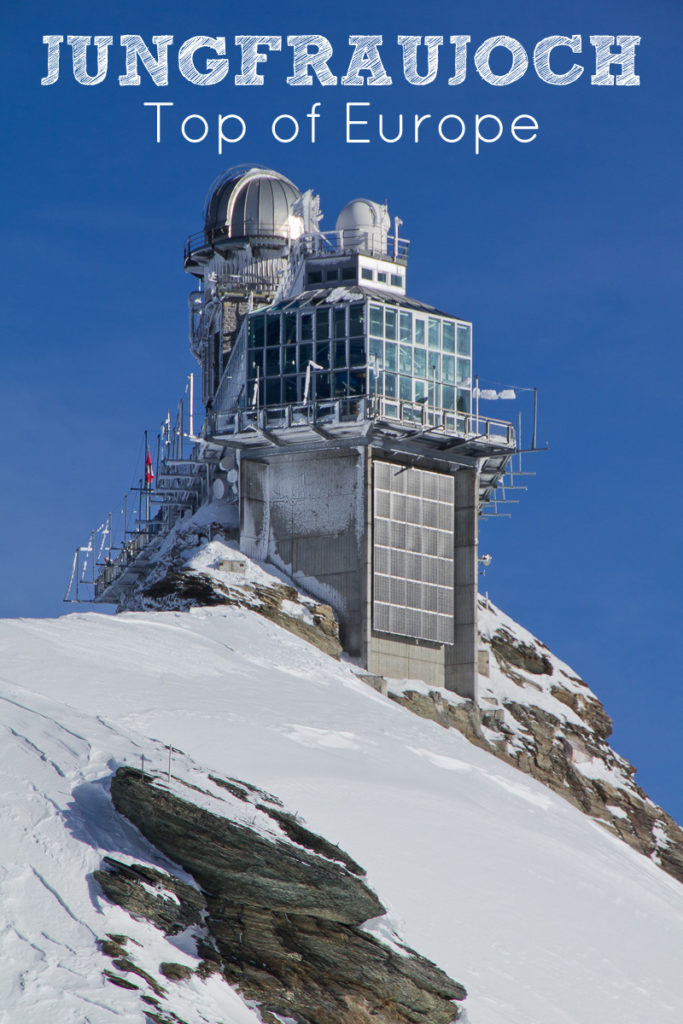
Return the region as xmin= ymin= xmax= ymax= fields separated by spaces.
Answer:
xmin=145 ymin=450 xmax=155 ymax=486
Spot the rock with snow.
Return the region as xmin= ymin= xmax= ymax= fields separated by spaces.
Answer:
xmin=99 ymin=766 xmax=465 ymax=1024
xmin=1 ymin=550 xmax=682 ymax=1023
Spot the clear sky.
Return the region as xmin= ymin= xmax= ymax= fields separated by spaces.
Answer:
xmin=2 ymin=0 xmax=681 ymax=823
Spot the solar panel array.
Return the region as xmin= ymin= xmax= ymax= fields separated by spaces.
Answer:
xmin=372 ymin=461 xmax=454 ymax=644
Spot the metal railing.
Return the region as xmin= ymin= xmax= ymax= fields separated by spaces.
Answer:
xmin=206 ymin=393 xmax=515 ymax=447
xmin=184 ymin=227 xmax=410 ymax=266
xmin=93 ymin=517 xmax=165 ymax=599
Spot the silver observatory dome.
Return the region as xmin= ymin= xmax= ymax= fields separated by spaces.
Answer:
xmin=335 ymin=198 xmax=390 ymax=255
xmin=204 ymin=165 xmax=302 ymax=243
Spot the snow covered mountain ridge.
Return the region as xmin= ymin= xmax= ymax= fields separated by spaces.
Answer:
xmin=121 ymin=514 xmax=683 ymax=886
xmin=1 ymin=516 xmax=682 ymax=1023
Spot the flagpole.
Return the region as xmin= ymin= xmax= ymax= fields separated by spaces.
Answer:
xmin=144 ymin=430 xmax=150 ymax=540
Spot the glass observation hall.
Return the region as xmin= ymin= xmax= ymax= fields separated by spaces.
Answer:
xmin=246 ymin=289 xmax=473 ymax=431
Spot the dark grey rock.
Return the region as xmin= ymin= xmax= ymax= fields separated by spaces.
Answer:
xmin=98 ymin=767 xmax=466 ymax=1024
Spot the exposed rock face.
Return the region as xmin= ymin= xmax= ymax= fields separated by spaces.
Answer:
xmin=390 ymin=598 xmax=683 ymax=886
xmin=143 ymin=568 xmax=342 ymax=659
xmin=489 ymin=627 xmax=553 ymax=677
xmin=97 ymin=767 xmax=466 ymax=1024
xmin=123 ymin=527 xmax=343 ymax=660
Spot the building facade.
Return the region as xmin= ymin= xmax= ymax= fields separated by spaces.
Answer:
xmin=183 ymin=166 xmax=516 ymax=699
xmin=89 ymin=165 xmax=523 ymax=702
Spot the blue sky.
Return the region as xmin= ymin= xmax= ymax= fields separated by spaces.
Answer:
xmin=2 ymin=0 xmax=682 ymax=822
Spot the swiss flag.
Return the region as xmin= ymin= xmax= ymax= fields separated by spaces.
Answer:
xmin=145 ymin=450 xmax=155 ymax=486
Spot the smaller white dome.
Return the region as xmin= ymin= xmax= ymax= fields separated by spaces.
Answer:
xmin=335 ymin=199 xmax=391 ymax=255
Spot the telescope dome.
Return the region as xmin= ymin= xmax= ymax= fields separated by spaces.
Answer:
xmin=336 ymin=199 xmax=390 ymax=253
xmin=204 ymin=165 xmax=302 ymax=242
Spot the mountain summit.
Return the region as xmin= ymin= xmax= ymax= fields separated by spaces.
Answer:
xmin=2 ymin=524 xmax=682 ymax=1023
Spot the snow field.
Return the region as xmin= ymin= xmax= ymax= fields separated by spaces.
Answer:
xmin=0 ymin=604 xmax=682 ymax=1024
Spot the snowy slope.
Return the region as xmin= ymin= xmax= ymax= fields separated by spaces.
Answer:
xmin=1 ymin=598 xmax=683 ymax=1024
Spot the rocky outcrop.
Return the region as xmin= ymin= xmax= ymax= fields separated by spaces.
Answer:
xmin=390 ymin=599 xmax=683 ymax=887
xmin=122 ymin=526 xmax=343 ymax=660
xmin=142 ymin=569 xmax=342 ymax=659
xmin=96 ymin=767 xmax=466 ymax=1024
xmin=489 ymin=627 xmax=553 ymax=677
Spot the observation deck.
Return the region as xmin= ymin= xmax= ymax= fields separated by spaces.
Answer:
xmin=184 ymin=227 xmax=410 ymax=275
xmin=204 ymin=392 xmax=515 ymax=510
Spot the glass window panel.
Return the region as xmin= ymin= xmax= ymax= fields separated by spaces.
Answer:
xmin=369 ymin=304 xmax=383 ymax=337
xmin=413 ymin=347 xmax=426 ymax=377
xmin=250 ymin=315 xmax=265 ymax=347
xmin=341 ymin=265 xmax=355 ymax=280
xmin=442 ymin=321 xmax=455 ymax=353
xmin=350 ymin=340 xmax=365 ymax=366
xmin=384 ymin=401 xmax=399 ymax=419
xmin=308 ymin=270 xmax=322 ymax=284
xmin=385 ymin=342 xmax=397 ymax=372
xmin=391 ymin=274 xmax=402 ymax=287
xmin=399 ymin=345 xmax=412 ymax=374
xmin=299 ymin=343 xmax=313 ymax=369
xmin=369 ymin=337 xmax=382 ymax=363
xmin=399 ymin=311 xmax=412 ymax=343
xmin=326 ymin=268 xmax=339 ymax=282
xmin=300 ymin=313 xmax=313 ymax=341
xmin=457 ymin=388 xmax=471 ymax=413
xmin=430 ymin=383 xmax=441 ymax=407
xmin=457 ymin=357 xmax=471 ymax=383
xmin=442 ymin=385 xmax=455 ymax=411
xmin=283 ymin=313 xmax=297 ymax=345
xmin=316 ymin=373 xmax=331 ymax=399
xmin=384 ymin=372 xmax=397 ymax=398
xmin=333 ymin=340 xmax=347 ymax=367
xmin=457 ymin=324 xmax=471 ymax=356
xmin=283 ymin=375 xmax=298 ymax=402
xmin=266 ymin=348 xmax=280 ymax=376
xmin=415 ymin=379 xmax=428 ymax=403
xmin=333 ymin=307 xmax=346 ymax=338
xmin=377 ymin=272 xmax=387 ymax=283
xmin=428 ymin=354 xmax=441 ymax=379
xmin=266 ymin=315 xmax=280 ymax=347
xmin=385 ymin=308 xmax=397 ymax=340
xmin=442 ymin=354 xmax=455 ymax=384
xmin=316 ymin=341 xmax=330 ymax=367
xmin=349 ymin=303 xmax=365 ymax=336
xmin=349 ymin=368 xmax=366 ymax=394
xmin=333 ymin=371 xmax=348 ymax=397
xmin=399 ymin=376 xmax=412 ymax=401
xmin=414 ymin=319 xmax=425 ymax=346
xmin=361 ymin=267 xmax=373 ymax=280
xmin=283 ymin=345 xmax=297 ymax=373
xmin=316 ymin=309 xmax=330 ymax=340
xmin=428 ymin=317 xmax=441 ymax=349
xmin=265 ymin=378 xmax=280 ymax=404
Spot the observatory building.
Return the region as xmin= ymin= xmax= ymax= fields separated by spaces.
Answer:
xmin=87 ymin=165 xmax=533 ymax=701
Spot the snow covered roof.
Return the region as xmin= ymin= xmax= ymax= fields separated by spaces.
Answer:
xmin=261 ymin=284 xmax=464 ymax=320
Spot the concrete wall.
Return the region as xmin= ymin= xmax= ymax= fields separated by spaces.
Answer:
xmin=240 ymin=447 xmax=368 ymax=654
xmin=366 ymin=631 xmax=447 ymax=687
xmin=240 ymin=445 xmax=479 ymax=700
xmin=444 ymin=467 xmax=479 ymax=700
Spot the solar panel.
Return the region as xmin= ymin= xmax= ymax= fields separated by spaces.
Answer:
xmin=372 ymin=461 xmax=454 ymax=644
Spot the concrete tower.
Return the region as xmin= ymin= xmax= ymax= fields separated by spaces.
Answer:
xmin=184 ymin=166 xmax=517 ymax=700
